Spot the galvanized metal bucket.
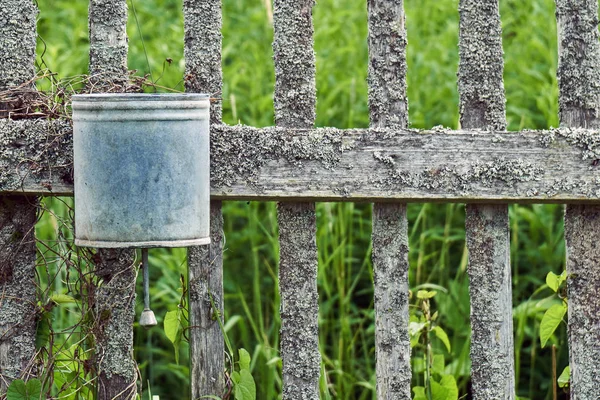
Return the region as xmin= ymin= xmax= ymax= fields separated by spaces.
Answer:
xmin=72 ymin=93 xmax=210 ymax=248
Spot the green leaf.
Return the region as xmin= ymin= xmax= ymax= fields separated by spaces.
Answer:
xmin=412 ymin=386 xmax=427 ymax=400
xmin=417 ymin=290 xmax=437 ymax=299
xmin=432 ymin=354 xmax=445 ymax=375
xmin=540 ymin=303 xmax=567 ymax=348
xmin=430 ymin=379 xmax=450 ymax=400
xmin=238 ymin=348 xmax=251 ymax=370
xmin=6 ymin=379 xmax=42 ymax=400
xmin=233 ymin=369 xmax=256 ymax=400
xmin=438 ymin=375 xmax=458 ymax=400
xmin=164 ymin=310 xmax=183 ymax=364
xmin=50 ymin=294 xmax=77 ymax=305
xmin=558 ymin=365 xmax=570 ymax=388
xmin=432 ymin=326 xmax=451 ymax=352
xmin=546 ymin=271 xmax=567 ymax=293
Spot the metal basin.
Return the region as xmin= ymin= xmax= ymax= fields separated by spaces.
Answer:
xmin=72 ymin=93 xmax=210 ymax=248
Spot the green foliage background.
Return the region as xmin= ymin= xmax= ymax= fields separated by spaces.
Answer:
xmin=34 ymin=0 xmax=572 ymax=398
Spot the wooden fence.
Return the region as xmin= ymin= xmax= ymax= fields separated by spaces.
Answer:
xmin=1 ymin=0 xmax=599 ymax=399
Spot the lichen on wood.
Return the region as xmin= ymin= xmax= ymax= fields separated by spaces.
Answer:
xmin=371 ymin=204 xmax=411 ymax=399
xmin=86 ymin=1 xmax=137 ymax=398
xmin=368 ymin=0 xmax=412 ymax=398
xmin=93 ymin=249 xmax=137 ymax=400
xmin=183 ymin=0 xmax=222 ymax=123
xmin=459 ymin=1 xmax=515 ymax=398
xmin=88 ymin=0 xmax=129 ymax=88
xmin=556 ymin=0 xmax=600 ymax=397
xmin=0 ymin=0 xmax=39 ymax=393
xmin=555 ymin=0 xmax=600 ymax=129
xmin=273 ymin=0 xmax=320 ymax=398
xmin=0 ymin=195 xmax=38 ymax=393
xmin=187 ymin=204 xmax=225 ymax=398
xmin=183 ymin=0 xmax=226 ymax=396
xmin=277 ymin=202 xmax=320 ymax=400
xmin=5 ymin=122 xmax=600 ymax=202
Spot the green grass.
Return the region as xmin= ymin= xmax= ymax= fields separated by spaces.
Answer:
xmin=34 ymin=0 xmax=571 ymax=398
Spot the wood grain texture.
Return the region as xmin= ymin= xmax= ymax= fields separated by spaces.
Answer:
xmin=183 ymin=0 xmax=225 ymax=397
xmin=273 ymin=0 xmax=320 ymax=398
xmin=556 ymin=0 xmax=600 ymax=398
xmin=458 ymin=1 xmax=515 ymax=399
xmin=87 ymin=1 xmax=137 ymax=398
xmin=368 ymin=0 xmax=411 ymax=398
xmin=371 ymin=204 xmax=411 ymax=399
xmin=0 ymin=0 xmax=39 ymax=393
xmin=0 ymin=196 xmax=37 ymax=393
xmin=5 ymin=122 xmax=600 ymax=203
xmin=187 ymin=204 xmax=224 ymax=399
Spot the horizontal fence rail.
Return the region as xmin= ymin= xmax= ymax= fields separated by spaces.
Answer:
xmin=3 ymin=121 xmax=600 ymax=203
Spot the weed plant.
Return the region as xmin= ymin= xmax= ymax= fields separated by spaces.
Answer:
xmin=34 ymin=0 xmax=569 ymax=398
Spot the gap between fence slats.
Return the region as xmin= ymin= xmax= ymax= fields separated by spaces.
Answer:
xmin=0 ymin=0 xmax=39 ymax=393
xmin=556 ymin=0 xmax=600 ymax=398
xmin=458 ymin=1 xmax=515 ymax=398
xmin=183 ymin=0 xmax=226 ymax=398
xmin=87 ymin=1 xmax=137 ymax=399
xmin=273 ymin=0 xmax=321 ymax=398
xmin=368 ymin=0 xmax=412 ymax=398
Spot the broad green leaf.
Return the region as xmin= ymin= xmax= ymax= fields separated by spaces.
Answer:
xmin=239 ymin=348 xmax=251 ymax=370
xmin=50 ymin=294 xmax=77 ymax=305
xmin=417 ymin=290 xmax=437 ymax=299
xmin=231 ymin=371 xmax=241 ymax=384
xmin=540 ymin=303 xmax=567 ymax=348
xmin=233 ymin=369 xmax=256 ymax=400
xmin=432 ymin=354 xmax=445 ymax=374
xmin=164 ymin=310 xmax=183 ymax=364
xmin=412 ymin=386 xmax=426 ymax=400
xmin=438 ymin=375 xmax=458 ymax=400
xmin=558 ymin=365 xmax=570 ymax=388
xmin=7 ymin=378 xmax=42 ymax=400
xmin=430 ymin=379 xmax=450 ymax=400
xmin=432 ymin=326 xmax=451 ymax=352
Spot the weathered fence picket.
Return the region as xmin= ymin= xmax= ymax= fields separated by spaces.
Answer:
xmin=273 ymin=0 xmax=321 ymax=398
xmin=0 ymin=0 xmax=39 ymax=393
xmin=557 ymin=0 xmax=600 ymax=398
xmin=368 ymin=0 xmax=411 ymax=398
xmin=458 ymin=1 xmax=515 ymax=398
xmin=87 ymin=1 xmax=138 ymax=399
xmin=1 ymin=0 xmax=600 ymax=397
xmin=183 ymin=0 xmax=226 ymax=397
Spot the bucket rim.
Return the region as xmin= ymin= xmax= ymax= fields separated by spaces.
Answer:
xmin=72 ymin=93 xmax=210 ymax=101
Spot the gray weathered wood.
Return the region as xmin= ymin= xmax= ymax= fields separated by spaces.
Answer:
xmin=88 ymin=0 xmax=129 ymax=88
xmin=183 ymin=1 xmax=225 ymax=397
xmin=93 ymin=249 xmax=137 ymax=400
xmin=556 ymin=0 xmax=600 ymax=398
xmin=371 ymin=204 xmax=411 ymax=400
xmin=187 ymin=205 xmax=224 ymax=399
xmin=368 ymin=0 xmax=411 ymax=398
xmin=0 ymin=0 xmax=39 ymax=393
xmin=0 ymin=196 xmax=37 ymax=393
xmin=87 ymin=1 xmax=137 ymax=398
xmin=5 ymin=122 xmax=600 ymax=203
xmin=273 ymin=0 xmax=320 ymax=398
xmin=458 ymin=1 xmax=515 ymax=398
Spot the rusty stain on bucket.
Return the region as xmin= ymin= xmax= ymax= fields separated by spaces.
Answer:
xmin=72 ymin=93 xmax=210 ymax=248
